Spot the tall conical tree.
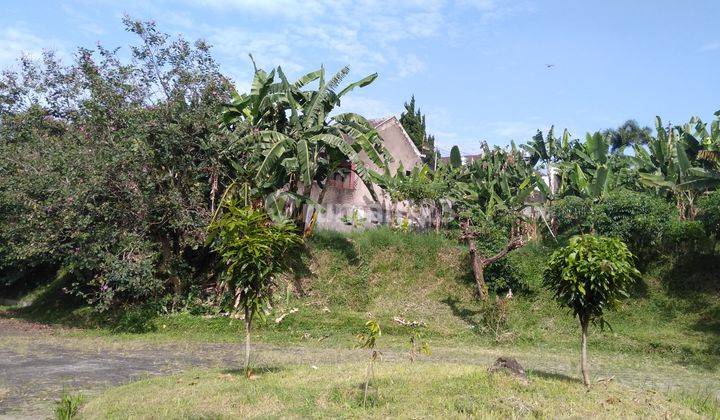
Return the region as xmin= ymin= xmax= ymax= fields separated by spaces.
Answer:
xmin=399 ymin=95 xmax=437 ymax=167
xmin=450 ymin=145 xmax=462 ymax=168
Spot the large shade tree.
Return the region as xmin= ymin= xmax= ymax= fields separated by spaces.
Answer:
xmin=0 ymin=17 xmax=234 ymax=308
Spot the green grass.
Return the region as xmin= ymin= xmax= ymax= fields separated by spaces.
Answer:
xmin=5 ymin=228 xmax=719 ymax=369
xmin=4 ymin=228 xmax=719 ymax=418
xmin=79 ymin=362 xmax=711 ymax=419
xmin=56 ymin=392 xmax=84 ymax=420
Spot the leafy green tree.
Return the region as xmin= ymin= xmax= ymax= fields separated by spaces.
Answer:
xmin=207 ymin=195 xmax=302 ymax=375
xmin=603 ymin=119 xmax=652 ymax=153
xmin=426 ymin=134 xmax=437 ymax=168
xmin=399 ymin=95 xmax=425 ymax=152
xmin=449 ymin=145 xmax=462 ymax=168
xmin=0 ymin=17 xmax=232 ymax=307
xmin=543 ymin=235 xmax=640 ymax=386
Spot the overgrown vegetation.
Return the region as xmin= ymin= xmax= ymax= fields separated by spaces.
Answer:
xmin=0 ymin=17 xmax=719 ymax=417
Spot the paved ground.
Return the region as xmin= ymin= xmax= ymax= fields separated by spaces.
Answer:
xmin=0 ymin=318 xmax=382 ymax=418
xmin=1 ymin=317 xmax=718 ymax=418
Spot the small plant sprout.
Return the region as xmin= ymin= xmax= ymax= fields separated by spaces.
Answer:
xmin=55 ymin=392 xmax=84 ymax=420
xmin=409 ymin=330 xmax=431 ymax=362
xmin=358 ymin=319 xmax=382 ymax=407
xmin=543 ymin=235 xmax=640 ymax=387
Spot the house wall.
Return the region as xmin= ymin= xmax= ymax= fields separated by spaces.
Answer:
xmin=310 ymin=117 xmax=432 ymax=232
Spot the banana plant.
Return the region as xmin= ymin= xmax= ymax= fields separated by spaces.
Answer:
xmin=634 ymin=117 xmax=701 ymax=219
xmin=221 ymin=65 xmax=388 ymax=227
xmin=452 ymin=146 xmax=547 ymax=299
xmin=684 ymin=111 xmax=720 ymax=168
xmin=522 ymin=126 xmax=577 ymax=197
xmin=562 ymin=132 xmax=614 ymax=199
xmin=675 ymin=111 xmax=720 ymax=191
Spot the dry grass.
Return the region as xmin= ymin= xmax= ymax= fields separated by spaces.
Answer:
xmin=80 ymin=362 xmax=704 ymax=419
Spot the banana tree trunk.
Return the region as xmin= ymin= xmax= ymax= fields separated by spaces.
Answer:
xmin=433 ymin=201 xmax=441 ymax=233
xmin=303 ymin=186 xmax=327 ymax=237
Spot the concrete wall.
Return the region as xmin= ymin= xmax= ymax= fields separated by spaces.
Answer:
xmin=311 ymin=116 xmax=432 ymax=231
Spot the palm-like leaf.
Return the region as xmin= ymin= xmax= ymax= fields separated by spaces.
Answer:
xmin=250 ymin=131 xmax=294 ymax=181
xmin=296 ymin=139 xmax=312 ymax=186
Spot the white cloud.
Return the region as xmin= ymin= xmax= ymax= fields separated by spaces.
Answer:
xmin=0 ymin=28 xmax=64 ymax=69
xmin=186 ymin=0 xmax=327 ymax=20
xmin=396 ymin=54 xmax=426 ymax=78
xmin=183 ymin=0 xmax=457 ymax=79
xmin=457 ymin=0 xmax=536 ymax=22
xmin=336 ymin=95 xmax=398 ymax=119
xmin=699 ymin=42 xmax=720 ymax=52
xmin=61 ymin=5 xmax=106 ymax=35
xmin=208 ymin=27 xmax=304 ymax=74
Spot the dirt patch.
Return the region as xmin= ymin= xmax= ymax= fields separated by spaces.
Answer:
xmin=0 ymin=315 xmax=60 ymax=334
xmin=0 ymin=319 xmax=369 ymax=418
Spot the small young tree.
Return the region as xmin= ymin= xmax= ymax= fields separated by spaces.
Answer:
xmin=358 ymin=319 xmax=382 ymax=407
xmin=208 ymin=195 xmax=302 ymax=376
xmin=543 ymin=235 xmax=640 ymax=386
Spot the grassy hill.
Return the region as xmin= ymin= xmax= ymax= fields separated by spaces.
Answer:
xmin=6 ymin=228 xmax=719 ymax=417
xmin=12 ymin=228 xmax=718 ymax=370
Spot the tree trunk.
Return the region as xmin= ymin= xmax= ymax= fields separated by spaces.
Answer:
xmin=390 ymin=201 xmax=397 ymax=228
xmin=580 ymin=317 xmax=590 ymax=387
xmin=304 ymin=186 xmax=327 ymax=237
xmin=244 ymin=306 xmax=252 ymax=377
xmin=159 ymin=235 xmax=181 ymax=297
xmin=467 ymin=239 xmax=488 ymax=300
xmin=434 ymin=204 xmax=441 ymax=233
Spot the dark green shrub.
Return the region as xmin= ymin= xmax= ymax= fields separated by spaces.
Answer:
xmin=698 ymin=190 xmax=720 ymax=239
xmin=552 ymin=195 xmax=592 ymax=236
xmin=661 ymin=219 xmax=709 ymax=255
xmin=590 ymin=190 xmax=673 ymax=262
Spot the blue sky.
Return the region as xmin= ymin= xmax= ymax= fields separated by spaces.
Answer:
xmin=2 ymin=1 xmax=719 ymax=155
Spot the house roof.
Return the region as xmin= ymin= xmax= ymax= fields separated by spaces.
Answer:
xmin=369 ymin=116 xmax=423 ymax=159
